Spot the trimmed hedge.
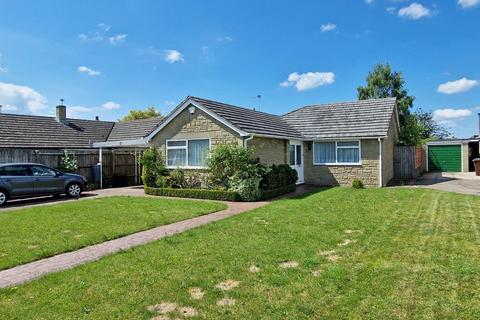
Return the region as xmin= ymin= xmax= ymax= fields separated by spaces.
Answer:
xmin=144 ymin=186 xmax=241 ymax=202
xmin=260 ymin=184 xmax=296 ymax=200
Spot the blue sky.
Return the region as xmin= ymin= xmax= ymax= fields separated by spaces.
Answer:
xmin=0 ymin=0 xmax=479 ymax=137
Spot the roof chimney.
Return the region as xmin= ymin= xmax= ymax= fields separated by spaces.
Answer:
xmin=0 ymin=105 xmax=2 ymax=114
xmin=95 ymin=115 xmax=99 ymax=121
xmin=478 ymin=113 xmax=480 ymax=137
xmin=56 ymin=99 xmax=66 ymax=123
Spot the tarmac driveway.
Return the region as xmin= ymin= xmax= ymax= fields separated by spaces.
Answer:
xmin=0 ymin=186 xmax=148 ymax=212
xmin=413 ymin=172 xmax=480 ymax=196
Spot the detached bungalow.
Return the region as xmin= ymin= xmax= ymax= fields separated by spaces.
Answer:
xmin=98 ymin=96 xmax=399 ymax=187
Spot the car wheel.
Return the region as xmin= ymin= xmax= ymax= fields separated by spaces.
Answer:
xmin=0 ymin=190 xmax=7 ymax=207
xmin=67 ymin=183 xmax=82 ymax=197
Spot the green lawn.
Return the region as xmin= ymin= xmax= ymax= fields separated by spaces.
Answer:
xmin=1 ymin=188 xmax=479 ymax=319
xmin=0 ymin=196 xmax=226 ymax=270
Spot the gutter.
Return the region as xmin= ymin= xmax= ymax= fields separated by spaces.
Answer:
xmin=378 ymin=137 xmax=383 ymax=187
xmin=243 ymin=135 xmax=254 ymax=148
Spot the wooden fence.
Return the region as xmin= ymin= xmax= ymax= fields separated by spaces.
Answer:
xmin=393 ymin=146 xmax=426 ymax=179
xmin=0 ymin=148 xmax=144 ymax=187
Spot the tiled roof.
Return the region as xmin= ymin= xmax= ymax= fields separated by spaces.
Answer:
xmin=282 ymin=98 xmax=397 ymax=139
xmin=107 ymin=117 xmax=163 ymax=142
xmin=190 ymin=96 xmax=302 ymax=138
xmin=0 ymin=113 xmax=114 ymax=148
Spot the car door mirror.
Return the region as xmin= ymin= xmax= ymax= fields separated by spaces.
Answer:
xmin=55 ymin=171 xmax=63 ymax=177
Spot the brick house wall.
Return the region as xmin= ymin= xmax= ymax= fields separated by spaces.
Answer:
xmin=303 ymin=139 xmax=380 ymax=187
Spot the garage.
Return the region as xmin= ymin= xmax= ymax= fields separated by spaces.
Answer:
xmin=428 ymin=144 xmax=462 ymax=172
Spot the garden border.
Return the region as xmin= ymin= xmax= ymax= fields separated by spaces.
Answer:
xmin=144 ymin=184 xmax=296 ymax=202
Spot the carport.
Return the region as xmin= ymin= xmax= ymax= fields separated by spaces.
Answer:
xmin=93 ymin=139 xmax=148 ymax=189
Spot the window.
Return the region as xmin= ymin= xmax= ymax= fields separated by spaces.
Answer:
xmin=289 ymin=145 xmax=295 ymax=165
xmin=166 ymin=139 xmax=210 ymax=168
xmin=31 ymin=166 xmax=57 ymax=176
xmin=313 ymin=141 xmax=360 ymax=165
xmin=0 ymin=165 xmax=30 ymax=176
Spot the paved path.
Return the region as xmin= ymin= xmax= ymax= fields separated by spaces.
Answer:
xmin=0 ymin=200 xmax=267 ymax=288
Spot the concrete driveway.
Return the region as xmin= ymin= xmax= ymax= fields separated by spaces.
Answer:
xmin=413 ymin=172 xmax=480 ymax=196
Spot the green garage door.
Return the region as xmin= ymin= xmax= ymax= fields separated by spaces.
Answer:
xmin=428 ymin=145 xmax=461 ymax=172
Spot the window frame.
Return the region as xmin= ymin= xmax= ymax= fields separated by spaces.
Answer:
xmin=313 ymin=140 xmax=362 ymax=166
xmin=165 ymin=138 xmax=211 ymax=169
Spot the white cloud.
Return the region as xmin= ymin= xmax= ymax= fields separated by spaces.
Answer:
xmin=67 ymin=106 xmax=94 ymax=118
xmin=78 ymin=66 xmax=101 ymax=76
xmin=437 ymin=77 xmax=479 ymax=94
xmin=164 ymin=50 xmax=184 ymax=64
xmin=101 ymin=101 xmax=121 ymax=110
xmin=280 ymin=72 xmax=335 ymax=91
xmin=97 ymin=23 xmax=111 ymax=32
xmin=217 ymin=36 xmax=233 ymax=42
xmin=433 ymin=108 xmax=472 ymax=126
xmin=0 ymin=66 xmax=7 ymax=73
xmin=320 ymin=23 xmax=337 ymax=32
xmin=1 ymin=104 xmax=18 ymax=112
xmin=365 ymin=0 xmax=374 ymax=4
xmin=109 ymin=34 xmax=127 ymax=45
xmin=0 ymin=82 xmax=47 ymax=113
xmin=386 ymin=7 xmax=397 ymax=14
xmin=458 ymin=0 xmax=480 ymax=9
xmin=164 ymin=100 xmax=176 ymax=108
xmin=398 ymin=3 xmax=431 ymax=19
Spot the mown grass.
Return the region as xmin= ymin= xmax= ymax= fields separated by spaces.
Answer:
xmin=1 ymin=188 xmax=479 ymax=319
xmin=0 ymin=196 xmax=226 ymax=270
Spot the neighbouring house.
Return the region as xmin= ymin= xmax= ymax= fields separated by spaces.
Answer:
xmin=0 ymin=104 xmax=163 ymax=185
xmin=96 ymin=96 xmax=399 ymax=187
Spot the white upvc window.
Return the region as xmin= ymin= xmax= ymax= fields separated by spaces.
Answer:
xmin=166 ymin=139 xmax=210 ymax=168
xmin=313 ymin=140 xmax=361 ymax=165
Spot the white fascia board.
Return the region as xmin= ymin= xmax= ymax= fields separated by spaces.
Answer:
xmin=93 ymin=138 xmax=148 ymax=148
xmin=145 ymin=99 xmax=250 ymax=142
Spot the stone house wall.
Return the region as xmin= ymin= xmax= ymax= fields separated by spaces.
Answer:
xmin=303 ymin=139 xmax=380 ymax=187
xmin=149 ymin=107 xmax=243 ymax=160
xmin=381 ymin=115 xmax=398 ymax=186
xmin=248 ymin=137 xmax=288 ymax=165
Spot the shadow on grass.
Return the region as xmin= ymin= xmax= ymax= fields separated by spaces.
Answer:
xmin=271 ymin=185 xmax=332 ymax=201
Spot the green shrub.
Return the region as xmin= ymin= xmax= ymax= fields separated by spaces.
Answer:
xmin=144 ymin=186 xmax=241 ymax=201
xmin=59 ymin=149 xmax=78 ymax=173
xmin=352 ymin=179 xmax=364 ymax=189
xmin=169 ymin=168 xmax=186 ymax=188
xmin=260 ymin=164 xmax=298 ymax=190
xmin=229 ymin=172 xmax=262 ymax=201
xmin=155 ymin=175 xmax=169 ymax=188
xmin=207 ymin=144 xmax=266 ymax=200
xmin=183 ymin=171 xmax=203 ymax=189
xmin=140 ymin=148 xmax=166 ymax=187
xmin=207 ymin=144 xmax=260 ymax=189
xmin=260 ymin=184 xmax=296 ymax=200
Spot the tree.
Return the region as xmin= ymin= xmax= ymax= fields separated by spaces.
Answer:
xmin=120 ymin=107 xmax=161 ymax=121
xmin=399 ymin=110 xmax=450 ymax=146
xmin=357 ymin=63 xmax=415 ymax=123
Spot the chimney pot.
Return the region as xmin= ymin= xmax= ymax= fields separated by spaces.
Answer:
xmin=95 ymin=116 xmax=99 ymax=121
xmin=56 ymin=104 xmax=66 ymax=123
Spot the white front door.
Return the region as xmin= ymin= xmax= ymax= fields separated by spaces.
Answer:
xmin=289 ymin=140 xmax=304 ymax=184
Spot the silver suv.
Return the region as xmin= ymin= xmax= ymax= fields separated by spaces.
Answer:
xmin=0 ymin=163 xmax=87 ymax=206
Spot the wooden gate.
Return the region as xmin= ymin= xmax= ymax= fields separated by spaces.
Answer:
xmin=394 ymin=146 xmax=425 ymax=179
